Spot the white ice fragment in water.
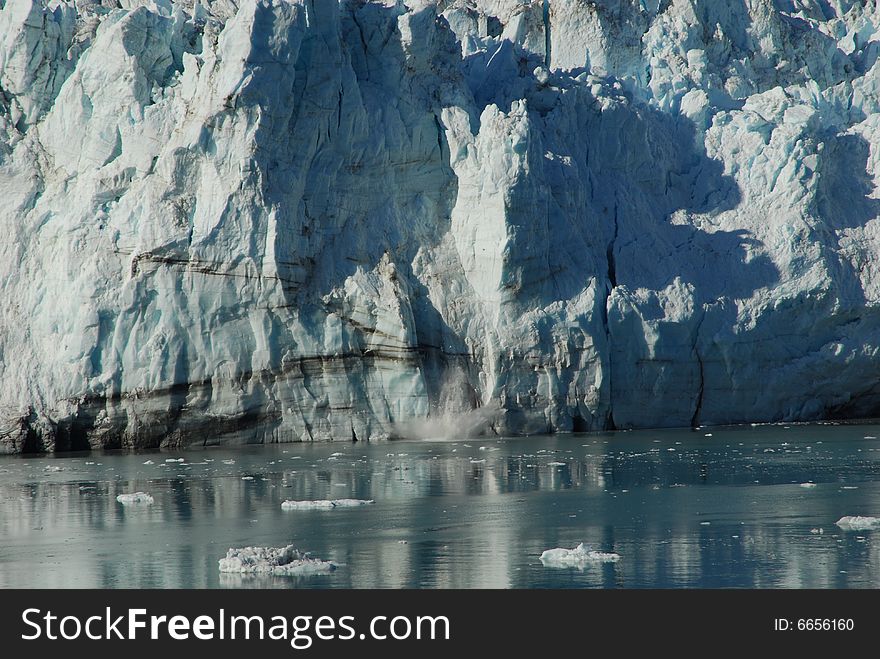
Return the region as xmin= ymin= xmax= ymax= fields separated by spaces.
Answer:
xmin=165 ymin=458 xmax=184 ymax=463
xmin=800 ymin=482 xmax=817 ymax=488
xmin=539 ymin=543 xmax=620 ymax=569
xmin=143 ymin=460 xmax=155 ymax=465
xmin=116 ymin=492 xmax=154 ymax=505
xmin=836 ymin=516 xmax=880 ymax=531
xmin=547 ymin=461 xmax=566 ymax=466
xmin=218 ymin=546 xmax=336 ymax=576
xmin=241 ymin=476 xmax=254 ymax=481
xmin=222 ymin=459 xmax=236 ymax=465
xmin=281 ymin=499 xmax=374 ymax=510
xmin=43 ymin=465 xmax=62 ymax=472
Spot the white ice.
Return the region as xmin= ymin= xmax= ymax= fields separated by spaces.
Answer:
xmin=281 ymin=499 xmax=374 ymax=510
xmin=1 ymin=1 xmax=879 ymax=450
xmin=835 ymin=516 xmax=880 ymax=531
xmin=116 ymin=492 xmax=154 ymax=505
xmin=539 ymin=543 xmax=620 ymax=568
xmin=218 ymin=546 xmax=336 ymax=576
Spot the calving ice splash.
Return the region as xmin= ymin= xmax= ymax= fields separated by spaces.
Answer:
xmin=2 ymin=0 xmax=880 ymax=452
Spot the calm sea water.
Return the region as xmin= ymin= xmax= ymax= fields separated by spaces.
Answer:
xmin=1 ymin=423 xmax=879 ymax=588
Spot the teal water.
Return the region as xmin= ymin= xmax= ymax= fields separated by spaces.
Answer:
xmin=1 ymin=423 xmax=879 ymax=588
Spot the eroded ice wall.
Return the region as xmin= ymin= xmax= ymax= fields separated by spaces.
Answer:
xmin=1 ymin=0 xmax=879 ymax=451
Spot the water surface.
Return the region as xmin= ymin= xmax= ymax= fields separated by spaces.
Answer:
xmin=2 ymin=423 xmax=879 ymax=588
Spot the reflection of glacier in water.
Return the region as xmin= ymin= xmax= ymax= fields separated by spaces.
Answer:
xmin=2 ymin=423 xmax=880 ymax=588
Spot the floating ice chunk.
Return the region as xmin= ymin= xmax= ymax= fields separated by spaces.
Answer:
xmin=539 ymin=543 xmax=620 ymax=568
xmin=165 ymin=458 xmax=184 ymax=463
xmin=218 ymin=546 xmax=336 ymax=576
xmin=116 ymin=492 xmax=154 ymax=505
xmin=282 ymin=500 xmax=334 ymax=510
xmin=331 ymin=499 xmax=374 ymax=507
xmin=800 ymin=482 xmax=817 ymax=488
xmin=547 ymin=461 xmax=566 ymax=466
xmin=143 ymin=460 xmax=155 ymax=465
xmin=836 ymin=516 xmax=880 ymax=531
xmin=43 ymin=465 xmax=62 ymax=472
xmin=281 ymin=499 xmax=374 ymax=510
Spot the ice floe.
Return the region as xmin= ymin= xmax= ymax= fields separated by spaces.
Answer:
xmin=835 ymin=516 xmax=880 ymax=531
xmin=539 ymin=543 xmax=620 ymax=568
xmin=116 ymin=492 xmax=154 ymax=505
xmin=218 ymin=546 xmax=336 ymax=576
xmin=281 ymin=499 xmax=374 ymax=510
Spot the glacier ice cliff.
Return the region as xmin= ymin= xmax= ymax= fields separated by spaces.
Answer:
xmin=1 ymin=0 xmax=879 ymax=452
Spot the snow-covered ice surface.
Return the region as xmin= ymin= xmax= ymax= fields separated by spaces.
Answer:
xmin=116 ymin=492 xmax=154 ymax=505
xmin=281 ymin=498 xmax=374 ymax=510
xmin=218 ymin=545 xmax=336 ymax=576
xmin=835 ymin=516 xmax=880 ymax=530
xmin=540 ymin=543 xmax=621 ymax=568
xmin=2 ymin=1 xmax=880 ymax=451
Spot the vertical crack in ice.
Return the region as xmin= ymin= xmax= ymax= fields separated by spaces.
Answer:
xmin=691 ymin=350 xmax=704 ymax=428
xmin=603 ymin=199 xmax=619 ymax=431
xmin=690 ymin=311 xmax=708 ymax=429
xmin=542 ymin=0 xmax=551 ymax=68
xmin=606 ymin=202 xmax=618 ymax=288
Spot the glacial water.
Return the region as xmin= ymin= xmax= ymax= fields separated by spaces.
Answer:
xmin=1 ymin=423 xmax=880 ymax=589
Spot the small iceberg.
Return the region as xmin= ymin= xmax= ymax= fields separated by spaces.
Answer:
xmin=281 ymin=499 xmax=374 ymax=510
xmin=116 ymin=492 xmax=154 ymax=505
xmin=799 ymin=482 xmax=817 ymax=488
xmin=540 ymin=543 xmax=620 ymax=568
xmin=218 ymin=546 xmax=336 ymax=576
xmin=835 ymin=516 xmax=880 ymax=531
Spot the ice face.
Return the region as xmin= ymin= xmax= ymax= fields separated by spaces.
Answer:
xmin=218 ymin=545 xmax=336 ymax=575
xmin=1 ymin=1 xmax=880 ymax=452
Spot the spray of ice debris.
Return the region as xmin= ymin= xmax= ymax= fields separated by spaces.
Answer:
xmin=392 ymin=365 xmax=501 ymax=440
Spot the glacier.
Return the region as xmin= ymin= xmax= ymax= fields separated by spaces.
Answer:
xmin=0 ymin=0 xmax=879 ymax=452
